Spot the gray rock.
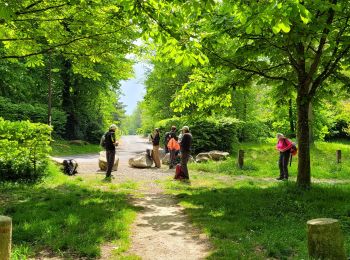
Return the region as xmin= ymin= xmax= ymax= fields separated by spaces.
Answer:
xmin=208 ymin=150 xmax=230 ymax=161
xmin=129 ymin=152 xmax=153 ymax=168
xmin=99 ymin=151 xmax=119 ymax=171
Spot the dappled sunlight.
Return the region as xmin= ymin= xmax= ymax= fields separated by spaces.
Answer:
xmin=165 ymin=178 xmax=350 ymax=259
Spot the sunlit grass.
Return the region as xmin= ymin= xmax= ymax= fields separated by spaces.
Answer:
xmin=51 ymin=139 xmax=101 ymax=156
xmin=163 ymin=172 xmax=350 ymax=259
xmin=190 ymin=140 xmax=350 ymax=180
xmin=0 ymin=162 xmax=139 ymax=259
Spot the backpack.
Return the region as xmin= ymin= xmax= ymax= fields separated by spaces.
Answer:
xmin=100 ymin=132 xmax=107 ymax=149
xmin=62 ymin=159 xmax=78 ymax=175
xmin=174 ymin=163 xmax=185 ymax=180
xmin=290 ymin=142 xmax=298 ymax=156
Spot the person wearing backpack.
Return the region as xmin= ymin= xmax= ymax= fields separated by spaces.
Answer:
xmin=179 ymin=126 xmax=192 ymax=180
xmin=104 ymin=124 xmax=118 ymax=180
xmin=150 ymin=128 xmax=161 ymax=168
xmin=276 ymin=133 xmax=293 ymax=180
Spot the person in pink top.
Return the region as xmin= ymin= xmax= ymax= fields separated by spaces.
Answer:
xmin=276 ymin=133 xmax=293 ymax=180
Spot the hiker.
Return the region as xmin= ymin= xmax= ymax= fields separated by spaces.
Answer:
xmin=164 ymin=126 xmax=177 ymax=154
xmin=167 ymin=133 xmax=180 ymax=169
xmin=180 ymin=126 xmax=192 ymax=179
xmin=276 ymin=133 xmax=293 ymax=180
xmin=105 ymin=124 xmax=118 ymax=180
xmin=151 ymin=128 xmax=161 ymax=168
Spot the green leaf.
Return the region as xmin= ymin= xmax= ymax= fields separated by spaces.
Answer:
xmin=272 ymin=25 xmax=281 ymax=34
xmin=279 ymin=21 xmax=291 ymax=33
xmin=246 ymin=25 xmax=253 ymax=34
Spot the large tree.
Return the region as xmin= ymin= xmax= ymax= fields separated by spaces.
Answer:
xmin=140 ymin=0 xmax=350 ymax=188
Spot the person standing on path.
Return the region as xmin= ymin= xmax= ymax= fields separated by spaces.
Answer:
xmin=105 ymin=124 xmax=118 ymax=180
xmin=151 ymin=128 xmax=161 ymax=168
xmin=164 ymin=126 xmax=177 ymax=154
xmin=180 ymin=126 xmax=192 ymax=179
xmin=165 ymin=126 xmax=178 ymax=169
xmin=276 ymin=133 xmax=293 ymax=180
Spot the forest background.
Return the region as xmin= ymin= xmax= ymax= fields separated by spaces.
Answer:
xmin=1 ymin=0 xmax=350 ymax=188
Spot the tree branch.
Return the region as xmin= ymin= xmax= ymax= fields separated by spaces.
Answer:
xmin=16 ymin=3 xmax=68 ymax=15
xmin=0 ymin=26 xmax=132 ymax=59
xmin=309 ymin=44 xmax=350 ymax=97
xmin=307 ymin=0 xmax=337 ymax=81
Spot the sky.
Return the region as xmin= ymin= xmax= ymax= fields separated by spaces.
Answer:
xmin=119 ymin=62 xmax=148 ymax=115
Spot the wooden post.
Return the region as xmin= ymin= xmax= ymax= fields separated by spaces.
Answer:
xmin=307 ymin=218 xmax=346 ymax=260
xmin=336 ymin=150 xmax=341 ymax=164
xmin=0 ymin=216 xmax=12 ymax=260
xmin=237 ymin=150 xmax=244 ymax=169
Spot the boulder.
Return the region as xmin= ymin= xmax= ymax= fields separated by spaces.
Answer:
xmin=99 ymin=151 xmax=119 ymax=171
xmin=159 ymin=148 xmax=166 ymax=160
xmin=162 ymin=153 xmax=170 ymax=165
xmin=129 ymin=152 xmax=153 ymax=168
xmin=208 ymin=150 xmax=230 ymax=161
xmin=188 ymin=155 xmax=195 ymax=163
xmin=195 ymin=152 xmax=211 ymax=163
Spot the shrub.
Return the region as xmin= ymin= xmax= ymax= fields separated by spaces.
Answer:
xmin=0 ymin=118 xmax=52 ymax=182
xmin=0 ymin=97 xmax=66 ymax=137
xmin=157 ymin=116 xmax=242 ymax=154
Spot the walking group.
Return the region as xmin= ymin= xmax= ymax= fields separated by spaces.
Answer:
xmin=102 ymin=123 xmax=295 ymax=182
xmin=150 ymin=125 xmax=192 ymax=180
xmin=102 ymin=124 xmax=192 ymax=181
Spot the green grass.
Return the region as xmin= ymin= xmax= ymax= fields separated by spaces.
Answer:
xmin=162 ymin=140 xmax=350 ymax=259
xmin=0 ymin=163 xmax=139 ymax=259
xmin=190 ymin=140 xmax=350 ymax=180
xmin=51 ymin=140 xmax=101 ymax=156
xmin=163 ymin=172 xmax=350 ymax=259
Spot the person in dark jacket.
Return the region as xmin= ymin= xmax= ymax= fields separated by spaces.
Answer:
xmin=105 ymin=124 xmax=118 ymax=180
xmin=180 ymin=126 xmax=192 ymax=179
xmin=151 ymin=128 xmax=161 ymax=168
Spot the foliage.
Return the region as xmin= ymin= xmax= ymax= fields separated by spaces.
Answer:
xmin=0 ymin=97 xmax=66 ymax=136
xmin=0 ymin=118 xmax=52 ymax=182
xmin=157 ymin=116 xmax=242 ymax=154
xmin=121 ymin=103 xmax=142 ymax=135
xmin=0 ymin=162 xmax=138 ymax=259
xmin=0 ymin=0 xmax=137 ymax=141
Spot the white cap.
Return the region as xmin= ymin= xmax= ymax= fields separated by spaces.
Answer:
xmin=182 ymin=126 xmax=189 ymax=131
xmin=109 ymin=124 xmax=117 ymax=130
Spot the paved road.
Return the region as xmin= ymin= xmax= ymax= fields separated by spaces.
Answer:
xmin=53 ymin=135 xmax=153 ymax=173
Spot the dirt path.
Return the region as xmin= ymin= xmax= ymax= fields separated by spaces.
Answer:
xmin=55 ymin=135 xmax=211 ymax=260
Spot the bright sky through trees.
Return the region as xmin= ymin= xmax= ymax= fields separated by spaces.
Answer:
xmin=120 ymin=62 xmax=147 ymax=115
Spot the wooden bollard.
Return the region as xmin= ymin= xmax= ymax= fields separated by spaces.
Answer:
xmin=0 ymin=216 xmax=12 ymax=260
xmin=237 ymin=150 xmax=244 ymax=169
xmin=307 ymin=218 xmax=346 ymax=260
xmin=336 ymin=150 xmax=341 ymax=163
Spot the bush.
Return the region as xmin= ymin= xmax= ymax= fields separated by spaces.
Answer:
xmin=0 ymin=97 xmax=66 ymax=137
xmin=157 ymin=116 xmax=242 ymax=154
xmin=0 ymin=118 xmax=52 ymax=182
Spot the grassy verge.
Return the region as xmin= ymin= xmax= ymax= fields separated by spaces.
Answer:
xmin=0 ymin=162 xmax=139 ymax=259
xmin=163 ymin=172 xmax=350 ymax=259
xmin=51 ymin=140 xmax=101 ymax=156
xmin=191 ymin=140 xmax=350 ymax=179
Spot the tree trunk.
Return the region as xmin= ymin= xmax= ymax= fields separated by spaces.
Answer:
xmin=308 ymin=102 xmax=314 ymax=144
xmin=288 ymin=99 xmax=295 ymax=134
xmin=296 ymin=89 xmax=311 ymax=188
xmin=61 ymin=59 xmax=76 ymax=139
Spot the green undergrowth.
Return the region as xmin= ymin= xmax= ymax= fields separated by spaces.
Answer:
xmin=190 ymin=140 xmax=350 ymax=180
xmin=163 ymin=172 xmax=350 ymax=259
xmin=0 ymin=162 xmax=139 ymax=259
xmin=51 ymin=140 xmax=101 ymax=156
